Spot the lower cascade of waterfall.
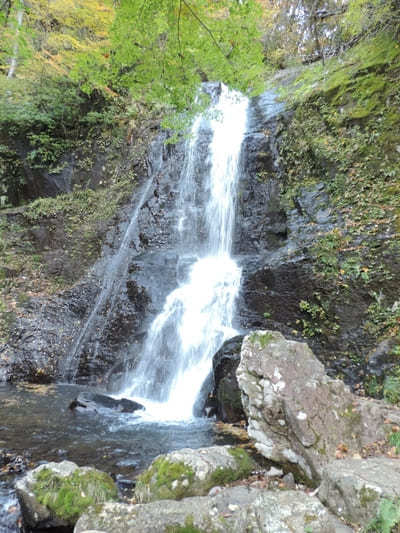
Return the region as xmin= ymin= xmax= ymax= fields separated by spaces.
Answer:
xmin=120 ymin=85 xmax=249 ymax=421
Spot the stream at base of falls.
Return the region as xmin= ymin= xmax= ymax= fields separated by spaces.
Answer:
xmin=0 ymin=383 xmax=232 ymax=532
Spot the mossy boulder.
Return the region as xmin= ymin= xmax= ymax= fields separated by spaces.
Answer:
xmin=135 ymin=445 xmax=255 ymax=503
xmin=15 ymin=460 xmax=118 ymax=529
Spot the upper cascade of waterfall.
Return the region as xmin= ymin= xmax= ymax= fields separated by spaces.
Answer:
xmin=121 ymin=84 xmax=249 ymax=420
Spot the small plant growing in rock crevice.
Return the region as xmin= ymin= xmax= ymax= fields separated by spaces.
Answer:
xmin=249 ymin=331 xmax=274 ymax=349
xmin=365 ymin=497 xmax=400 ymax=533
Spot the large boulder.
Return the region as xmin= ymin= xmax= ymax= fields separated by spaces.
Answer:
xmin=15 ymin=460 xmax=118 ymax=530
xmin=319 ymin=458 xmax=400 ymax=529
xmin=134 ymin=445 xmax=255 ymax=503
xmin=212 ymin=335 xmax=246 ymax=422
xmin=75 ymin=485 xmax=351 ymax=533
xmin=237 ymin=331 xmax=400 ymax=483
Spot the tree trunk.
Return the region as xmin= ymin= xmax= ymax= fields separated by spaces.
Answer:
xmin=7 ymin=1 xmax=24 ymax=78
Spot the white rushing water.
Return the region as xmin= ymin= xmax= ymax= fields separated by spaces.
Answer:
xmin=121 ymin=85 xmax=249 ymax=420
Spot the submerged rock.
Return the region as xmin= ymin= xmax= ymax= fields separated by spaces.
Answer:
xmin=237 ymin=330 xmax=400 ymax=483
xmin=319 ymin=458 xmax=400 ymax=529
xmin=16 ymin=460 xmax=117 ymax=530
xmin=134 ymin=445 xmax=255 ymax=503
xmin=75 ymin=485 xmax=351 ymax=533
xmin=69 ymin=392 xmax=144 ymax=414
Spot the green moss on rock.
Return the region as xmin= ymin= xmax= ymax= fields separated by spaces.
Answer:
xmin=136 ymin=458 xmax=195 ymax=501
xmin=208 ymin=447 xmax=254 ymax=488
xmin=32 ymin=467 xmax=118 ymax=523
xmin=135 ymin=447 xmax=256 ymax=503
xmin=166 ymin=515 xmax=210 ymax=533
xmin=360 ymin=486 xmax=380 ymax=508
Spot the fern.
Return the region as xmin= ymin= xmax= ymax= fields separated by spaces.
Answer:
xmin=365 ymin=498 xmax=400 ymax=533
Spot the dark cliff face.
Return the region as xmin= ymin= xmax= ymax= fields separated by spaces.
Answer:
xmin=2 ymin=87 xmax=399 ymax=393
xmin=234 ymin=91 xmax=400 ymax=390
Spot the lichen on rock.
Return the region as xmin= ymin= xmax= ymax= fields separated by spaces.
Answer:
xmin=237 ymin=330 xmax=400 ymax=483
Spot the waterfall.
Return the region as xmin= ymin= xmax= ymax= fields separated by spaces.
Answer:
xmin=7 ymin=4 xmax=25 ymax=79
xmin=121 ymin=84 xmax=249 ymax=420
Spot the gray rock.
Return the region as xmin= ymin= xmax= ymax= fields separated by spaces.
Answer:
xmin=75 ymin=485 xmax=351 ymax=533
xmin=319 ymin=458 xmax=400 ymax=528
xmin=16 ymin=460 xmax=117 ymax=530
xmin=237 ymin=331 xmax=400 ymax=483
xmin=69 ymin=392 xmax=144 ymax=414
xmin=135 ymin=445 xmax=255 ymax=503
xmin=282 ymin=472 xmax=296 ymax=488
xmin=234 ymin=489 xmax=352 ymax=533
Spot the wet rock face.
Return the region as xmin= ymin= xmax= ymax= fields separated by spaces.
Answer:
xmin=75 ymin=485 xmax=351 ymax=533
xmin=211 ymin=335 xmax=245 ymax=423
xmin=237 ymin=331 xmax=400 ymax=484
xmin=0 ymin=281 xmax=98 ymax=383
xmin=319 ymin=458 xmax=400 ymax=529
xmin=234 ymin=97 xmax=287 ymax=255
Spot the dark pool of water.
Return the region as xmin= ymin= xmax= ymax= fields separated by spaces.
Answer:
xmin=0 ymin=383 xmax=227 ymax=531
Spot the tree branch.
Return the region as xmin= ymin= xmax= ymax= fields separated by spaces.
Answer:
xmin=181 ymin=0 xmax=233 ymax=67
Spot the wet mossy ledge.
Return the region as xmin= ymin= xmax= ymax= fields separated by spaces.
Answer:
xmin=135 ymin=445 xmax=256 ymax=503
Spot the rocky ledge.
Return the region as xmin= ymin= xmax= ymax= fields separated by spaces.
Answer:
xmin=75 ymin=485 xmax=350 ymax=533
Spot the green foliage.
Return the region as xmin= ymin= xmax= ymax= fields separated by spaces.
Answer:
xmin=0 ymin=77 xmax=85 ymax=137
xmin=366 ymin=293 xmax=400 ymax=339
xmin=364 ymin=375 xmax=383 ymax=399
xmin=342 ymin=0 xmax=395 ymax=40
xmin=388 ymin=432 xmax=400 ymax=453
xmin=365 ymin=498 xmax=400 ymax=533
xmin=107 ymin=0 xmax=265 ymax=114
xmin=384 ymin=375 xmax=400 ymax=405
xmin=0 ymin=74 xmax=123 ymax=205
xmin=297 ymin=293 xmax=339 ymax=338
xmin=0 ymin=144 xmax=25 ymax=205
xmin=32 ymin=467 xmax=118 ymax=523
xmin=25 ymin=182 xmax=129 ymax=223
xmin=310 ymin=229 xmax=346 ymax=279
